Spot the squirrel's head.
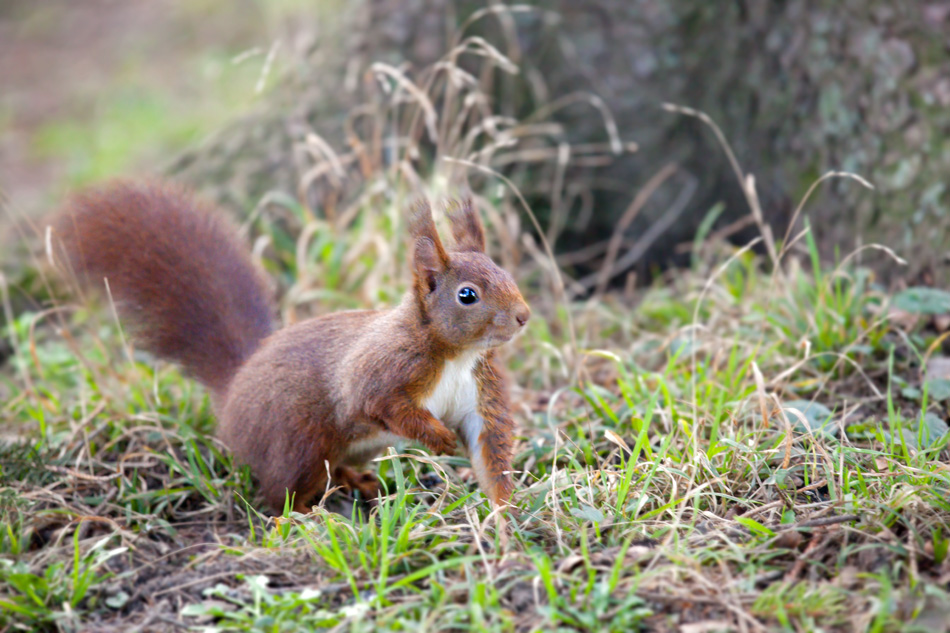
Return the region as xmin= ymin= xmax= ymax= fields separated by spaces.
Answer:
xmin=408 ymin=197 xmax=530 ymax=353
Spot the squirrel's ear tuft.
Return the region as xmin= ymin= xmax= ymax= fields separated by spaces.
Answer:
xmin=413 ymin=236 xmax=448 ymax=295
xmin=445 ymin=196 xmax=485 ymax=253
xmin=408 ymin=199 xmax=449 ymax=295
xmin=408 ymin=198 xmax=440 ymax=241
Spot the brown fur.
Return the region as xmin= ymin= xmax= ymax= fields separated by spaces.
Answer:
xmin=55 ymin=181 xmax=273 ymax=396
xmin=444 ymin=197 xmax=486 ymax=253
xmin=473 ymin=352 xmax=517 ymax=506
xmin=54 ymin=181 xmax=530 ymax=514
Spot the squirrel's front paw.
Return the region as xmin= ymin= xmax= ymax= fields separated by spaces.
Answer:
xmin=424 ymin=423 xmax=458 ymax=455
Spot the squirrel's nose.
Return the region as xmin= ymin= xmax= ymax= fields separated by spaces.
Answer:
xmin=515 ymin=305 xmax=530 ymax=327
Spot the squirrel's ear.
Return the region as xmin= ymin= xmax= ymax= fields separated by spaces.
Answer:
xmin=408 ymin=199 xmax=449 ymax=295
xmin=413 ymin=237 xmax=448 ymax=294
xmin=445 ymin=196 xmax=485 ymax=253
xmin=408 ymin=198 xmax=441 ymax=242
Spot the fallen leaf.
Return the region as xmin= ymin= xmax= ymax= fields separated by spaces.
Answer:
xmin=928 ymin=356 xmax=950 ymax=379
xmin=556 ymin=554 xmax=585 ymax=574
xmin=783 ymin=400 xmax=838 ymax=437
xmin=604 ymin=428 xmax=631 ymax=452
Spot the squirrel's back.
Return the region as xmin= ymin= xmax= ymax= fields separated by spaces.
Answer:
xmin=55 ymin=180 xmax=274 ymax=396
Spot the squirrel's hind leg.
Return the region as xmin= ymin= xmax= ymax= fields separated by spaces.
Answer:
xmin=259 ymin=419 xmax=346 ymax=514
xmin=272 ymin=465 xmax=334 ymax=515
xmin=279 ymin=463 xmax=380 ymax=514
xmin=333 ymin=466 xmax=381 ymax=501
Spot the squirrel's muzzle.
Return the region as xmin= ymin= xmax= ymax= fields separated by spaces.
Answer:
xmin=515 ymin=305 xmax=530 ymax=327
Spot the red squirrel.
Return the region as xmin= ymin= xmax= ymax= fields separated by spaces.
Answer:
xmin=54 ymin=181 xmax=530 ymax=513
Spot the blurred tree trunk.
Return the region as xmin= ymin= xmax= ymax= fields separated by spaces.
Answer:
xmin=171 ymin=0 xmax=950 ymax=281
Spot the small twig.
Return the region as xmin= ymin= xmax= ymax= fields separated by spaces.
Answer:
xmin=45 ymin=465 xmax=120 ymax=482
xmin=784 ymin=530 xmax=828 ymax=583
xmin=795 ymin=479 xmax=828 ymax=494
xmin=793 ymin=514 xmax=860 ymax=529
xmin=737 ymin=500 xmax=784 ymax=519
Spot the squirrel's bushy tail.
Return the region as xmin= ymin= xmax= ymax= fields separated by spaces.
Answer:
xmin=55 ymin=180 xmax=274 ymax=397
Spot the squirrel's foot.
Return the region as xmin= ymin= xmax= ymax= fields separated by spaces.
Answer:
xmin=333 ymin=466 xmax=381 ymax=501
xmin=423 ymin=424 xmax=458 ymax=455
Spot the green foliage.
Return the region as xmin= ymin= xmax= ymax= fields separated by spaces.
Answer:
xmin=0 ymin=532 xmax=125 ymax=630
xmin=7 ymin=203 xmax=950 ymax=631
xmin=761 ymin=220 xmax=888 ymax=372
xmin=753 ymin=582 xmax=850 ymax=629
xmin=5 ymin=235 xmax=950 ymax=632
xmin=181 ymin=575 xmax=349 ymax=632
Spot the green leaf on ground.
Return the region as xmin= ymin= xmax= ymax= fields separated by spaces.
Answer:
xmin=735 ymin=516 xmax=776 ymax=537
xmin=918 ymin=413 xmax=949 ymax=446
xmin=783 ymin=400 xmax=837 ymax=437
xmin=570 ymin=504 xmax=605 ymax=524
xmin=925 ymin=379 xmax=950 ymax=401
xmin=893 ymin=287 xmax=950 ymax=315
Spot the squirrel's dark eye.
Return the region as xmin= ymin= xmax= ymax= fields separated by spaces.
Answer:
xmin=457 ymin=287 xmax=479 ymax=305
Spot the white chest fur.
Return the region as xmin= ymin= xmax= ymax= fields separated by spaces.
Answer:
xmin=423 ymin=351 xmax=482 ymax=427
xmin=345 ymin=352 xmax=485 ymax=463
